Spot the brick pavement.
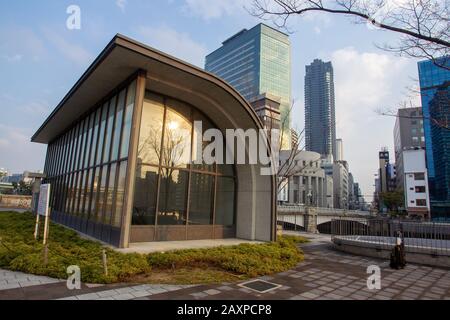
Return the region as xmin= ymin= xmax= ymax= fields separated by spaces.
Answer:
xmin=1 ymin=239 xmax=450 ymax=300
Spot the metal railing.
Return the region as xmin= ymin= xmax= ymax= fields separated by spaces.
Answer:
xmin=331 ymin=218 xmax=450 ymax=255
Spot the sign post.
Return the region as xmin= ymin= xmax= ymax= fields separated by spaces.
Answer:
xmin=36 ymin=184 xmax=51 ymax=244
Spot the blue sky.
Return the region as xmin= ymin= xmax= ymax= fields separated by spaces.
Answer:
xmin=0 ymin=0 xmax=423 ymax=200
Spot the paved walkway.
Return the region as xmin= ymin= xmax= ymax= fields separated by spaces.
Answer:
xmin=1 ymin=233 xmax=450 ymax=300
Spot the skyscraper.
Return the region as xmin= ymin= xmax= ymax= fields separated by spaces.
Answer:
xmin=429 ymin=83 xmax=450 ymax=219
xmin=205 ymin=23 xmax=291 ymax=147
xmin=417 ymin=56 xmax=450 ymax=181
xmin=304 ymin=59 xmax=336 ymax=159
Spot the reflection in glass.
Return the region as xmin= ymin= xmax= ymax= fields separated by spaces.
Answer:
xmin=113 ymin=161 xmax=127 ymax=227
xmin=132 ymin=165 xmax=158 ymax=225
xmin=103 ymin=96 xmax=116 ymax=163
xmin=89 ymin=167 xmax=100 ymax=220
xmin=162 ymin=100 xmax=192 ymax=168
xmin=111 ymin=89 xmax=125 ymax=161
xmin=158 ymin=169 xmax=188 ymax=225
xmin=90 ymin=108 xmax=101 ymax=166
xmin=138 ymin=94 xmax=164 ymax=165
xmin=82 ymin=169 xmax=93 ymax=217
xmin=96 ymin=166 xmax=108 ymax=223
xmin=188 ymin=173 xmax=214 ymax=225
xmin=104 ymin=164 xmax=116 ymax=225
xmin=192 ymin=111 xmax=215 ymax=172
xmin=120 ymin=82 xmax=136 ymax=159
xmin=215 ymin=177 xmax=235 ymax=226
xmin=96 ymin=103 xmax=108 ymax=165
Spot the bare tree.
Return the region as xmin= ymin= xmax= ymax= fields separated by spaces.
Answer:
xmin=261 ymin=101 xmax=322 ymax=196
xmin=377 ymin=86 xmax=450 ymax=131
xmin=250 ymin=0 xmax=449 ymax=70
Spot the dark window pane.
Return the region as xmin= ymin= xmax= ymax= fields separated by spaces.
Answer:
xmin=103 ymin=164 xmax=116 ymax=225
xmin=138 ymin=94 xmax=164 ymax=165
xmin=192 ymin=111 xmax=215 ymax=172
xmin=158 ymin=169 xmax=188 ymax=225
xmin=103 ymin=96 xmax=116 ymax=163
xmin=95 ymin=165 xmax=108 ymax=223
xmin=162 ymin=100 xmax=192 ymax=168
xmin=84 ymin=114 xmax=94 ymax=168
xmin=120 ymin=81 xmax=136 ymax=159
xmin=188 ymin=173 xmax=214 ymax=225
xmin=132 ymin=165 xmax=158 ymax=225
xmin=113 ymin=161 xmax=127 ymax=227
xmin=77 ymin=119 xmax=86 ymax=170
xmin=89 ymin=167 xmax=100 ymax=220
xmin=82 ymin=169 xmax=93 ymax=217
xmin=90 ymin=108 xmax=101 ymax=166
xmin=96 ymin=103 xmax=108 ymax=165
xmin=215 ymin=177 xmax=235 ymax=226
xmin=111 ymin=90 xmax=125 ymax=161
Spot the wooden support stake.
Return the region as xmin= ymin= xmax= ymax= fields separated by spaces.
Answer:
xmin=43 ymin=208 xmax=51 ymax=245
xmin=102 ymin=249 xmax=108 ymax=276
xmin=34 ymin=214 xmax=40 ymax=240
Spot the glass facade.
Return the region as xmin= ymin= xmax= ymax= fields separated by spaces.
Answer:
xmin=131 ymin=91 xmax=236 ymax=241
xmin=417 ymin=56 xmax=450 ymax=179
xmin=304 ymin=59 xmax=336 ymax=159
xmin=43 ymin=79 xmax=137 ymax=246
xmin=205 ymin=23 xmax=291 ymax=147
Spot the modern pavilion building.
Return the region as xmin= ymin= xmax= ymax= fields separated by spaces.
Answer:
xmin=32 ymin=35 xmax=277 ymax=248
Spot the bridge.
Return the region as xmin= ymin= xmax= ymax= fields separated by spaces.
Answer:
xmin=277 ymin=205 xmax=374 ymax=234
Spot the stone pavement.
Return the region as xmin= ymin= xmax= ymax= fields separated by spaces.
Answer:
xmin=1 ymin=234 xmax=450 ymax=300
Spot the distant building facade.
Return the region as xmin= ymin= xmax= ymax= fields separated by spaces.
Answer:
xmin=333 ymin=161 xmax=349 ymax=209
xmin=279 ymin=150 xmax=327 ymax=207
xmin=304 ymin=59 xmax=336 ymax=159
xmin=205 ymin=23 xmax=292 ymax=148
xmin=417 ymin=56 xmax=450 ymax=194
xmin=335 ymin=138 xmax=343 ymax=161
xmin=403 ymin=149 xmax=430 ymax=218
xmin=429 ymin=83 xmax=450 ymax=219
xmin=394 ymin=107 xmax=425 ymax=192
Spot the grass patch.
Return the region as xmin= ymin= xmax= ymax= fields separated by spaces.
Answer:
xmin=0 ymin=211 xmax=306 ymax=285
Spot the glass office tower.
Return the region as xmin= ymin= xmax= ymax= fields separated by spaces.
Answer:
xmin=205 ymin=23 xmax=291 ymax=148
xmin=304 ymin=59 xmax=337 ymax=159
xmin=417 ymin=56 xmax=450 ymax=180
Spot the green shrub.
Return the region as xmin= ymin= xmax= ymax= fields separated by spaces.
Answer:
xmin=0 ymin=211 xmax=307 ymax=284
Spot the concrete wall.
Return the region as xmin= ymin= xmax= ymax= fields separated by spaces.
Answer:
xmin=333 ymin=236 xmax=450 ymax=268
xmin=0 ymin=195 xmax=32 ymax=209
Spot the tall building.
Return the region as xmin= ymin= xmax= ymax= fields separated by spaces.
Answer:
xmin=429 ymin=83 xmax=450 ymax=219
xmin=403 ymin=149 xmax=430 ymax=219
xmin=335 ymin=138 xmax=343 ymax=161
xmin=417 ymin=57 xmax=450 ymax=181
xmin=393 ymin=107 xmax=425 ymax=191
xmin=305 ymin=59 xmax=336 ymax=159
xmin=333 ymin=160 xmax=349 ymax=209
xmin=205 ymin=23 xmax=292 ymax=148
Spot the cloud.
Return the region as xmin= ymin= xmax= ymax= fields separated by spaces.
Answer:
xmin=43 ymin=29 xmax=93 ymax=66
xmin=326 ymin=47 xmax=413 ymax=199
xmin=1 ymin=54 xmax=23 ymax=62
xmin=181 ymin=0 xmax=246 ymax=20
xmin=136 ymin=25 xmax=208 ymax=67
xmin=19 ymin=100 xmax=51 ymax=117
xmin=116 ymin=0 xmax=127 ymax=12
xmin=0 ymin=125 xmax=46 ymax=173
xmin=0 ymin=27 xmax=46 ymax=62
